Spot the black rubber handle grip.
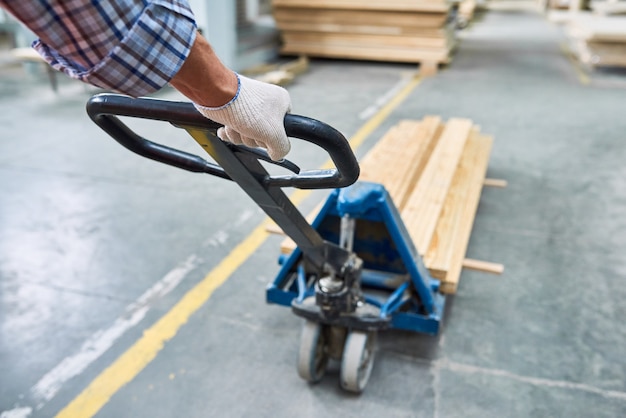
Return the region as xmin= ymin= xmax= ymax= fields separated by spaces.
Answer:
xmin=86 ymin=94 xmax=360 ymax=189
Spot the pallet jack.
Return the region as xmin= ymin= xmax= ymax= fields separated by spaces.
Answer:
xmin=88 ymin=93 xmax=446 ymax=393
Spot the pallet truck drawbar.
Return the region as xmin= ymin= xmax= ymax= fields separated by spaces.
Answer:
xmin=88 ymin=94 xmax=446 ymax=393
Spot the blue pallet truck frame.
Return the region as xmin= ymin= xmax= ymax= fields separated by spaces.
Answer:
xmin=87 ymin=93 xmax=447 ymax=394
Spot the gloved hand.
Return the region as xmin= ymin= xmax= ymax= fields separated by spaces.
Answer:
xmin=194 ymin=73 xmax=292 ymax=161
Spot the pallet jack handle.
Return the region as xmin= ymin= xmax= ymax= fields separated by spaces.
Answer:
xmin=86 ymin=94 xmax=359 ymax=189
xmin=86 ymin=93 xmax=359 ymax=271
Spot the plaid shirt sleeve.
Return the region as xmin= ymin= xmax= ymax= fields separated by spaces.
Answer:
xmin=0 ymin=0 xmax=197 ymax=97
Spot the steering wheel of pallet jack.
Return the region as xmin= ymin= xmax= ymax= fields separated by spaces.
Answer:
xmin=297 ymin=320 xmax=329 ymax=383
xmin=340 ymin=330 xmax=377 ymax=393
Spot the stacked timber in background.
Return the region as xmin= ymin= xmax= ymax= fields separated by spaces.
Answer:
xmin=268 ymin=116 xmax=503 ymax=294
xmin=566 ymin=16 xmax=626 ymax=67
xmin=590 ymin=0 xmax=626 ymax=15
xmin=271 ymin=0 xmax=455 ymax=70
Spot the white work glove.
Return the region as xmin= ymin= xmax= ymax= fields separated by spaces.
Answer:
xmin=194 ymin=73 xmax=292 ymax=161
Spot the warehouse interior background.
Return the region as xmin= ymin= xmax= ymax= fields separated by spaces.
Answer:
xmin=1 ymin=0 xmax=625 ymax=417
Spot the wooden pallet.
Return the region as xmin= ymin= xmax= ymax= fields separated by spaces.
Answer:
xmin=567 ymin=16 xmax=626 ymax=67
xmin=567 ymin=16 xmax=626 ymax=42
xmin=573 ymin=40 xmax=626 ymax=66
xmin=268 ymin=117 xmax=502 ymax=294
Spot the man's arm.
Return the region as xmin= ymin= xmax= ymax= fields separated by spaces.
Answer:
xmin=0 ymin=0 xmax=292 ymax=160
xmin=0 ymin=1 xmax=197 ymax=97
xmin=174 ymin=34 xmax=291 ymax=160
xmin=169 ymin=34 xmax=238 ymax=108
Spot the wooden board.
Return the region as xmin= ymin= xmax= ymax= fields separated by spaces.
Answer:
xmin=282 ymin=32 xmax=452 ymax=49
xmin=573 ymin=40 xmax=626 ymax=66
xmin=587 ymin=40 xmax=626 ymax=54
xmin=275 ymin=21 xmax=451 ymax=36
xmin=483 ymin=178 xmax=508 ymax=188
xmin=585 ymin=40 xmax=626 ymax=65
xmin=281 ymin=43 xmax=451 ymax=64
xmin=272 ymin=0 xmax=451 ymax=13
xmin=400 ymin=118 xmax=473 ymax=255
xmin=275 ymin=117 xmax=442 ymax=253
xmin=359 ymin=117 xmax=442 ymax=210
xmin=273 ymin=8 xmax=450 ymax=31
xmin=424 ymin=130 xmax=493 ymax=293
xmin=462 ymin=258 xmax=504 ymax=275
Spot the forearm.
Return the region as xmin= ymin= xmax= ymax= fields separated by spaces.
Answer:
xmin=170 ymin=34 xmax=238 ymax=108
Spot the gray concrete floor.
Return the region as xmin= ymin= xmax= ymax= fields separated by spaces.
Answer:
xmin=2 ymin=8 xmax=626 ymax=418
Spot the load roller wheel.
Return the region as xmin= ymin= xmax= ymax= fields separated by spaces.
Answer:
xmin=340 ymin=330 xmax=377 ymax=393
xmin=297 ymin=320 xmax=329 ymax=383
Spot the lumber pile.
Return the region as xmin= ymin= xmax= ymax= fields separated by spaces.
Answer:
xmin=590 ymin=0 xmax=626 ymax=16
xmin=566 ymin=16 xmax=626 ymax=67
xmin=271 ymin=0 xmax=455 ymax=71
xmin=269 ymin=116 xmax=501 ymax=294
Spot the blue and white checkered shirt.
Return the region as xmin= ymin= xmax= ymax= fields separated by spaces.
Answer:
xmin=1 ymin=0 xmax=197 ymax=96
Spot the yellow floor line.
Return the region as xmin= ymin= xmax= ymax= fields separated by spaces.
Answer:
xmin=55 ymin=75 xmax=422 ymax=418
xmin=560 ymin=43 xmax=590 ymax=86
xmin=55 ymin=226 xmax=268 ymax=418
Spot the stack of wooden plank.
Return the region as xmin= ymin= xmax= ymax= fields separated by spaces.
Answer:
xmin=269 ymin=116 xmax=502 ymax=294
xmin=591 ymin=0 xmax=626 ymax=16
xmin=567 ymin=16 xmax=626 ymax=67
xmin=271 ymin=0 xmax=455 ymax=69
